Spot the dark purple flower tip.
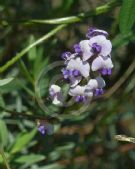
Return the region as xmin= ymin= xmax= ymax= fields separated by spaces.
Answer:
xmin=75 ymin=95 xmax=87 ymax=103
xmin=72 ymin=69 xmax=81 ymax=77
xmin=100 ymin=68 xmax=108 ymax=75
xmin=38 ymin=125 xmax=46 ymax=135
xmin=91 ymin=43 xmax=102 ymax=54
xmin=94 ymin=88 xmax=104 ymax=96
xmin=86 ymin=27 xmax=108 ymax=38
xmin=74 ymin=44 xmax=82 ymax=54
xmin=61 ymin=52 xmax=71 ymax=60
xmin=100 ymin=68 xmax=112 ymax=75
xmin=107 ymin=68 xmax=112 ymax=75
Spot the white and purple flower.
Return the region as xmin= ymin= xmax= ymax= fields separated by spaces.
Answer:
xmin=85 ymin=76 xmax=106 ymax=96
xmin=49 ymin=84 xmax=63 ymax=105
xmin=75 ymin=35 xmax=112 ymax=62
xmin=91 ymin=55 xmax=113 ymax=75
xmin=62 ymin=57 xmax=90 ymax=87
xmin=69 ymin=85 xmax=93 ymax=103
xmin=49 ymin=27 xmax=113 ymax=105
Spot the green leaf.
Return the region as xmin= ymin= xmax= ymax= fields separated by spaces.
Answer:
xmin=15 ymin=154 xmax=46 ymax=165
xmin=39 ymin=163 xmax=64 ymax=169
xmin=119 ymin=0 xmax=135 ymax=34
xmin=0 ymin=120 xmax=8 ymax=148
xmin=10 ymin=128 xmax=37 ymax=154
xmin=0 ymin=78 xmax=14 ymax=87
xmin=28 ymin=35 xmax=37 ymax=61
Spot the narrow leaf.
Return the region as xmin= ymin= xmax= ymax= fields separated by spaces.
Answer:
xmin=0 ymin=78 xmax=14 ymax=87
xmin=10 ymin=128 xmax=37 ymax=154
xmin=119 ymin=0 xmax=135 ymax=34
xmin=0 ymin=120 xmax=8 ymax=147
xmin=15 ymin=154 xmax=46 ymax=165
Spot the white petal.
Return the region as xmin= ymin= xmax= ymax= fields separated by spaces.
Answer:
xmin=67 ymin=58 xmax=90 ymax=78
xmin=91 ymin=56 xmax=113 ymax=71
xmin=89 ymin=35 xmax=112 ymax=56
xmin=50 ymin=84 xmax=61 ymax=93
xmin=52 ymin=96 xmax=61 ymax=105
xmin=87 ymin=79 xmax=98 ymax=90
xmin=96 ymin=76 xmax=106 ymax=88
xmin=79 ymin=40 xmax=93 ymax=61
xmin=70 ymin=76 xmax=82 ymax=87
xmin=69 ymin=85 xmax=86 ymax=96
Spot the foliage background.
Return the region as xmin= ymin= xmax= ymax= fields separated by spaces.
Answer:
xmin=0 ymin=0 xmax=135 ymax=168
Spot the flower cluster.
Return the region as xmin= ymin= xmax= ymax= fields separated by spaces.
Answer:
xmin=49 ymin=27 xmax=113 ymax=104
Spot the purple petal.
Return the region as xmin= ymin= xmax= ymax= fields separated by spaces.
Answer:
xmin=91 ymin=43 xmax=102 ymax=54
xmin=74 ymin=44 xmax=82 ymax=54
xmin=61 ymin=52 xmax=71 ymax=60
xmin=38 ymin=125 xmax=46 ymax=135
xmin=86 ymin=27 xmax=108 ymax=38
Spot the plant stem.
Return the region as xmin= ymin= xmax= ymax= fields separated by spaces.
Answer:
xmin=0 ymin=148 xmax=11 ymax=169
xmin=0 ymin=24 xmax=66 ymax=73
xmin=25 ymin=0 xmax=121 ymax=25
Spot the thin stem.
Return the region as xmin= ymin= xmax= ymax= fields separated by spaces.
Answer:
xmin=0 ymin=24 xmax=66 ymax=73
xmin=23 ymin=0 xmax=120 ymax=25
xmin=0 ymin=148 xmax=11 ymax=169
xmin=0 ymin=106 xmax=59 ymax=122
xmin=104 ymin=59 xmax=135 ymax=98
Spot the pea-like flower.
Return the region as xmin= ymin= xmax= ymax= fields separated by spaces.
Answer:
xmin=49 ymin=26 xmax=113 ymax=105
xmin=85 ymin=76 xmax=106 ymax=96
xmin=49 ymin=84 xmax=63 ymax=105
xmin=69 ymin=85 xmax=93 ymax=103
xmin=91 ymin=55 xmax=113 ymax=75
xmin=62 ymin=57 xmax=90 ymax=87
xmin=75 ymin=35 xmax=112 ymax=62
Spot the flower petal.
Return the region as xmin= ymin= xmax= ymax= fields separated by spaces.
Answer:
xmin=79 ymin=40 xmax=93 ymax=61
xmin=67 ymin=58 xmax=90 ymax=78
xmin=96 ymin=76 xmax=106 ymax=88
xmin=89 ymin=35 xmax=112 ymax=56
xmin=92 ymin=56 xmax=113 ymax=71
xmin=69 ymin=85 xmax=86 ymax=96
xmin=70 ymin=76 xmax=82 ymax=87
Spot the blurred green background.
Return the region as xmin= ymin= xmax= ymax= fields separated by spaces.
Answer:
xmin=0 ymin=0 xmax=135 ymax=168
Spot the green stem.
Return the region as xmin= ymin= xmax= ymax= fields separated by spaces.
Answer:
xmin=25 ymin=0 xmax=120 ymax=25
xmin=0 ymin=0 xmax=121 ymax=73
xmin=0 ymin=148 xmax=11 ymax=169
xmin=0 ymin=24 xmax=66 ymax=73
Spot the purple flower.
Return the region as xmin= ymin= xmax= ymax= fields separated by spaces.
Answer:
xmin=69 ymin=85 xmax=93 ymax=103
xmin=49 ymin=26 xmax=114 ymax=105
xmin=61 ymin=52 xmax=71 ymax=60
xmin=49 ymin=85 xmax=63 ymax=105
xmin=85 ymin=76 xmax=106 ymax=96
xmin=67 ymin=58 xmax=90 ymax=78
xmin=65 ymin=57 xmax=90 ymax=87
xmin=61 ymin=68 xmax=82 ymax=87
xmin=38 ymin=124 xmax=46 ymax=135
xmin=89 ymin=35 xmax=112 ymax=57
xmin=38 ymin=123 xmax=54 ymax=135
xmin=74 ymin=44 xmax=82 ymax=54
xmin=86 ymin=27 xmax=108 ymax=38
xmin=91 ymin=55 xmax=113 ymax=75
